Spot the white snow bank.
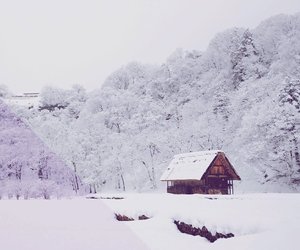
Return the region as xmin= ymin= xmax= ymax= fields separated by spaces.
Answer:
xmin=101 ymin=193 xmax=300 ymax=250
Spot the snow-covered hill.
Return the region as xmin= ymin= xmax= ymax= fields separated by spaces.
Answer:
xmin=5 ymin=13 xmax=300 ymax=192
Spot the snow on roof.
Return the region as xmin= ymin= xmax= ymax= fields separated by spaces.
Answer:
xmin=4 ymin=94 xmax=40 ymax=108
xmin=160 ymin=150 xmax=223 ymax=181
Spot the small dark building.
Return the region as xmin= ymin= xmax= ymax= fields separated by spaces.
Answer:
xmin=160 ymin=150 xmax=241 ymax=195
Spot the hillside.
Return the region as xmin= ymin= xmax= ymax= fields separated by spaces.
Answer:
xmin=6 ymin=13 xmax=300 ymax=192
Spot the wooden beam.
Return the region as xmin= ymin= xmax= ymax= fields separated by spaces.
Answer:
xmin=206 ymin=175 xmax=228 ymax=178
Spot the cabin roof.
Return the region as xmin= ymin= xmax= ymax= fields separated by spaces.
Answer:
xmin=160 ymin=150 xmax=222 ymax=181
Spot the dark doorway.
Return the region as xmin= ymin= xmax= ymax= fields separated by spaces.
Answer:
xmin=206 ymin=177 xmax=229 ymax=194
xmin=186 ymin=186 xmax=193 ymax=194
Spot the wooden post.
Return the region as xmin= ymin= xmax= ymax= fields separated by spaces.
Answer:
xmin=228 ymin=179 xmax=233 ymax=195
xmin=227 ymin=180 xmax=230 ymax=195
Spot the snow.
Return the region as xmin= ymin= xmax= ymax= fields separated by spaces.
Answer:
xmin=100 ymin=193 xmax=300 ymax=250
xmin=160 ymin=150 xmax=221 ymax=181
xmin=0 ymin=199 xmax=148 ymax=250
xmin=0 ymin=193 xmax=299 ymax=250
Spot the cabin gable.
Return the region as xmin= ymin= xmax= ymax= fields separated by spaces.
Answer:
xmin=202 ymin=153 xmax=241 ymax=180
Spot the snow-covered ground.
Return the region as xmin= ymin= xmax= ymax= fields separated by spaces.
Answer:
xmin=1 ymin=193 xmax=300 ymax=250
xmin=0 ymin=199 xmax=148 ymax=250
xmin=101 ymin=193 xmax=300 ymax=250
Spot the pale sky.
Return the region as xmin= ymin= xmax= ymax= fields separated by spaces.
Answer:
xmin=0 ymin=0 xmax=300 ymax=93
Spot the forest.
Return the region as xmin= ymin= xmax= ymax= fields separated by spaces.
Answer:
xmin=1 ymin=13 xmax=300 ymax=195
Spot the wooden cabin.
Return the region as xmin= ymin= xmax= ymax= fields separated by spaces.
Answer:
xmin=160 ymin=150 xmax=241 ymax=195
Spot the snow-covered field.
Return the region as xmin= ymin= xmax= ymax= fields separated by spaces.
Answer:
xmin=1 ymin=193 xmax=300 ymax=250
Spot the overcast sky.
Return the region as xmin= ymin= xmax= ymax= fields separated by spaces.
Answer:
xmin=0 ymin=0 xmax=300 ymax=93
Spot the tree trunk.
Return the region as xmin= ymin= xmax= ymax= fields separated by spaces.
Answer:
xmin=72 ymin=161 xmax=79 ymax=193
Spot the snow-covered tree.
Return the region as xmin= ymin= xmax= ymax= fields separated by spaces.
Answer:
xmin=0 ymin=100 xmax=84 ymax=198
